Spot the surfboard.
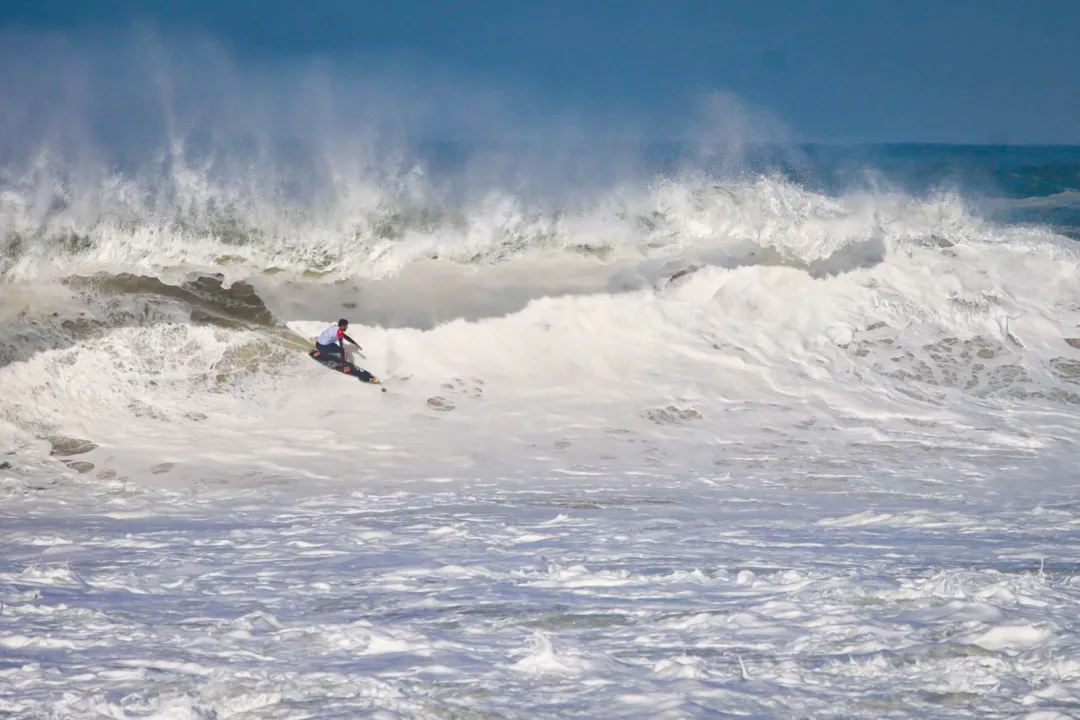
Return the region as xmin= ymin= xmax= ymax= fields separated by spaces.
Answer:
xmin=309 ymin=349 xmax=384 ymax=388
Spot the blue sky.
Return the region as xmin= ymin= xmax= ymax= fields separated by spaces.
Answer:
xmin=3 ymin=0 xmax=1079 ymax=144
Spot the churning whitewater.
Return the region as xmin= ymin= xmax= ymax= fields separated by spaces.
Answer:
xmin=3 ymin=136 xmax=1080 ymax=718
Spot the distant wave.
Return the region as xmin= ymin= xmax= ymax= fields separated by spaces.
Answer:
xmin=985 ymin=190 xmax=1080 ymax=210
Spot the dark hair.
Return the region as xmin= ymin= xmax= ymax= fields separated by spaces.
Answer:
xmin=338 ymin=318 xmax=349 ymax=327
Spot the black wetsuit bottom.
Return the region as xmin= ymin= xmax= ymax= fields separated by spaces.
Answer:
xmin=315 ymin=342 xmax=345 ymax=363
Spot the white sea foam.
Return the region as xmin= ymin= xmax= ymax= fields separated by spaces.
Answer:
xmin=3 ymin=162 xmax=1080 ymax=716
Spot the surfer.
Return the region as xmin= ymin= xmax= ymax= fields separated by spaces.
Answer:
xmin=315 ymin=319 xmax=362 ymax=364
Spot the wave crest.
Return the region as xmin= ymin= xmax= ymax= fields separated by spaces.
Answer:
xmin=2 ymin=165 xmax=1040 ymax=286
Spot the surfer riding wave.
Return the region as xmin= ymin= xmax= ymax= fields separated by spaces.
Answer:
xmin=315 ymin=319 xmax=362 ymax=364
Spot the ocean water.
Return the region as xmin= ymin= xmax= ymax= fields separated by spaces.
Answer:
xmin=3 ymin=130 xmax=1080 ymax=719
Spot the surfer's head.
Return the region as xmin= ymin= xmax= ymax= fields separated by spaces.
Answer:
xmin=338 ymin=319 xmax=349 ymax=328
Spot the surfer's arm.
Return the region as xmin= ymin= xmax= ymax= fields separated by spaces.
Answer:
xmin=342 ymin=332 xmax=362 ymax=349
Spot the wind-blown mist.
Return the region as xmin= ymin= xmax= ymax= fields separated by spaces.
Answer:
xmin=0 ymin=27 xmax=824 ymax=281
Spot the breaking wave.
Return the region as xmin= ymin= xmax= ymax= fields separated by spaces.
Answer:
xmin=2 ymin=28 xmax=1080 ymax=491
xmin=3 ymin=172 xmax=1079 ymax=476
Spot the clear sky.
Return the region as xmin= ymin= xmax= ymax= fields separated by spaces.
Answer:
xmin=3 ymin=0 xmax=1079 ymax=144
